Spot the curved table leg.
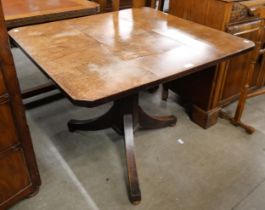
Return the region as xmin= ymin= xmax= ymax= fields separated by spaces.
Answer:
xmin=123 ymin=114 xmax=141 ymax=205
xmin=138 ymin=106 xmax=177 ymax=129
xmin=67 ymin=94 xmax=177 ymax=204
xmin=68 ymin=105 xmax=115 ymax=132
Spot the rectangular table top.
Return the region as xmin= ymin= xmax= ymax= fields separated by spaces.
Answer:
xmin=3 ymin=0 xmax=99 ymax=28
xmin=9 ymin=8 xmax=254 ymax=107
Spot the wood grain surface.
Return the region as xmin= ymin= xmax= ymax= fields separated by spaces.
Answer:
xmin=9 ymin=8 xmax=254 ymax=107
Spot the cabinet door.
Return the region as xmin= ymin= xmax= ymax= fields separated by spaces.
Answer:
xmin=0 ymin=0 xmax=41 ymax=209
xmin=0 ymin=65 xmax=40 ymax=210
xmin=220 ymin=20 xmax=262 ymax=105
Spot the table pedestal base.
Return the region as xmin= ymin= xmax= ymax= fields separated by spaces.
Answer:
xmin=67 ymin=94 xmax=177 ymax=204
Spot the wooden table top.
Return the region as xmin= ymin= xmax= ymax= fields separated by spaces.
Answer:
xmin=9 ymin=8 xmax=254 ymax=107
xmin=3 ymin=0 xmax=99 ymax=28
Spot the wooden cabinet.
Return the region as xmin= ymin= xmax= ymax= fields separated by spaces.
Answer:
xmin=167 ymin=0 xmax=265 ymax=128
xmin=0 ymin=0 xmax=40 ymax=209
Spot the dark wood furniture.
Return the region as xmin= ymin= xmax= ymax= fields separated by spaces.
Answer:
xmin=164 ymin=0 xmax=265 ymax=129
xmin=9 ymin=7 xmax=254 ymax=204
xmin=0 ymin=0 xmax=41 ymax=209
xmin=220 ymin=2 xmax=265 ymax=133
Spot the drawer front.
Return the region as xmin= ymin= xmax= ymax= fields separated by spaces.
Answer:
xmin=0 ymin=150 xmax=31 ymax=205
xmin=0 ymin=98 xmax=19 ymax=152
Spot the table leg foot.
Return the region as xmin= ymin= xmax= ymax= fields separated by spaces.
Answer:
xmin=219 ymin=110 xmax=256 ymax=134
xmin=123 ymin=114 xmax=141 ymax=205
xmin=138 ymin=106 xmax=177 ymax=129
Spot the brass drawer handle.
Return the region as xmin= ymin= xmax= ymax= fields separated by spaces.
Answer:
xmin=0 ymin=93 xmax=9 ymax=104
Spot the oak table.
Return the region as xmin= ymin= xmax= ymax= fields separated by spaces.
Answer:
xmin=9 ymin=8 xmax=254 ymax=204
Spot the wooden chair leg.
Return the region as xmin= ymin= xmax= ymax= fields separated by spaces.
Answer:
xmin=219 ymin=110 xmax=255 ymax=134
xmin=233 ymin=84 xmax=249 ymax=123
xmin=219 ymin=38 xmax=260 ymax=134
xmin=219 ymin=84 xmax=255 ymax=134
xmin=123 ymin=114 xmax=141 ymax=205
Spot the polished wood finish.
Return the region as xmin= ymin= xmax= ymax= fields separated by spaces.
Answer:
xmin=3 ymin=0 xmax=99 ymax=104
xmin=9 ymin=8 xmax=254 ymax=106
xmin=9 ymin=8 xmax=254 ymax=203
xmin=0 ymin=0 xmax=40 ymax=209
xmin=167 ymin=0 xmax=265 ymax=128
xmin=3 ymin=0 xmax=99 ymax=29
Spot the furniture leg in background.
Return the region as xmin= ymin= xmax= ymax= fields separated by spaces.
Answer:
xmin=220 ymin=7 xmax=265 ymax=134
